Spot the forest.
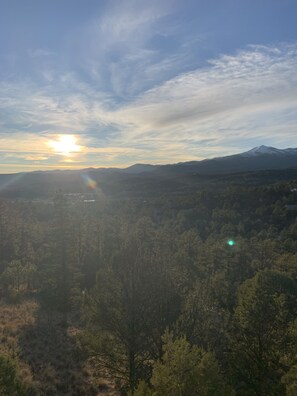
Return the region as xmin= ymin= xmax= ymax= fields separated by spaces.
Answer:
xmin=0 ymin=179 xmax=297 ymax=395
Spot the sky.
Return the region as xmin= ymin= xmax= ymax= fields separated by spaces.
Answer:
xmin=1 ymin=0 xmax=297 ymax=173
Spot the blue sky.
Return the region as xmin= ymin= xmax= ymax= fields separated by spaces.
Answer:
xmin=1 ymin=0 xmax=297 ymax=172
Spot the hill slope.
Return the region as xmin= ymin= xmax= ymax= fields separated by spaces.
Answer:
xmin=1 ymin=146 xmax=297 ymax=199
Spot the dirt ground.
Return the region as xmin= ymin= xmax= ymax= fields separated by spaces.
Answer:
xmin=0 ymin=297 xmax=119 ymax=395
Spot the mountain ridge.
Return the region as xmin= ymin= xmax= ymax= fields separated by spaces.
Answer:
xmin=1 ymin=145 xmax=297 ymax=199
xmin=148 ymin=145 xmax=297 ymax=175
xmin=2 ymin=145 xmax=297 ymax=177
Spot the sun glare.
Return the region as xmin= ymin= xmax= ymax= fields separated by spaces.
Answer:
xmin=48 ymin=135 xmax=81 ymax=156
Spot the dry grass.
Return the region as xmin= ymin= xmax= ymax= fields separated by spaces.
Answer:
xmin=0 ymin=297 xmax=119 ymax=395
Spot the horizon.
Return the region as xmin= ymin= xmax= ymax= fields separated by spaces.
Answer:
xmin=1 ymin=144 xmax=297 ymax=175
xmin=1 ymin=1 xmax=297 ymax=173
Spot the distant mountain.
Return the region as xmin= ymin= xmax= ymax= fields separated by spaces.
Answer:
xmin=121 ymin=164 xmax=159 ymax=174
xmin=153 ymin=145 xmax=297 ymax=175
xmin=240 ymin=145 xmax=297 ymax=157
xmin=112 ymin=145 xmax=297 ymax=175
xmin=1 ymin=145 xmax=297 ymax=199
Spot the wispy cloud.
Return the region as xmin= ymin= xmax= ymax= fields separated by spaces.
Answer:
xmin=68 ymin=0 xmax=190 ymax=98
xmin=1 ymin=41 xmax=297 ymax=170
xmin=111 ymin=43 xmax=297 ymax=152
xmin=27 ymin=48 xmax=54 ymax=58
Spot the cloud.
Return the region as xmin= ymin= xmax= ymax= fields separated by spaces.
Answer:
xmin=1 ymin=42 xmax=297 ymax=171
xmin=27 ymin=48 xmax=54 ymax=58
xmin=4 ymin=153 xmax=48 ymax=161
xmin=69 ymin=0 xmax=186 ymax=97
xmin=110 ymin=43 xmax=297 ymax=152
xmin=25 ymin=155 xmax=49 ymax=161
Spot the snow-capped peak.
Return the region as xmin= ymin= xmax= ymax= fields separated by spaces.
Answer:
xmin=246 ymin=145 xmax=279 ymax=156
xmin=241 ymin=145 xmax=297 ymax=157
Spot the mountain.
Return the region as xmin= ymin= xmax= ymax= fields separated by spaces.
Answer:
xmin=240 ymin=145 xmax=297 ymax=157
xmin=1 ymin=145 xmax=297 ymax=199
xmin=121 ymin=164 xmax=159 ymax=174
xmin=153 ymin=145 xmax=297 ymax=175
xmin=115 ymin=145 xmax=297 ymax=175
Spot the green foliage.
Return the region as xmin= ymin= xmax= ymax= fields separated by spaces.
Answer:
xmin=83 ymin=218 xmax=180 ymax=392
xmin=1 ymin=180 xmax=297 ymax=394
xmin=230 ymin=271 xmax=297 ymax=395
xmin=1 ymin=260 xmax=24 ymax=291
xmin=281 ymin=319 xmax=297 ymax=396
xmin=129 ymin=380 xmax=153 ymax=396
xmin=0 ymin=355 xmax=26 ymax=395
xmin=150 ymin=331 xmax=233 ymax=396
xmin=38 ymin=193 xmax=81 ymax=324
xmin=282 ymin=365 xmax=297 ymax=396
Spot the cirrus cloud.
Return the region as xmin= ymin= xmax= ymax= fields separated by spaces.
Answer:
xmin=1 ymin=42 xmax=297 ymax=171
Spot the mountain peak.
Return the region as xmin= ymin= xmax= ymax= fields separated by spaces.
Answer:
xmin=122 ymin=164 xmax=159 ymax=174
xmin=242 ymin=145 xmax=282 ymax=157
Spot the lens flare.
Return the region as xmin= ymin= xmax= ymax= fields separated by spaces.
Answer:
xmin=0 ymin=173 xmax=24 ymax=192
xmin=81 ymin=174 xmax=97 ymax=190
xmin=227 ymin=239 xmax=236 ymax=246
xmin=86 ymin=176 xmax=97 ymax=189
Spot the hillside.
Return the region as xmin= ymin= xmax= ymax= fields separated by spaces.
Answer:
xmin=1 ymin=146 xmax=297 ymax=199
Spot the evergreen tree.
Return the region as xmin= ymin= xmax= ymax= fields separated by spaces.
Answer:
xmin=83 ymin=219 xmax=180 ymax=392
xmin=230 ymin=271 xmax=297 ymax=395
xmin=0 ymin=355 xmax=26 ymax=396
xmin=149 ymin=331 xmax=233 ymax=396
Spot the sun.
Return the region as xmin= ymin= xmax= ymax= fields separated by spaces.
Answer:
xmin=48 ymin=135 xmax=81 ymax=156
